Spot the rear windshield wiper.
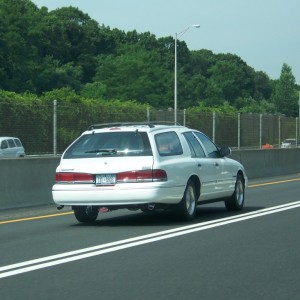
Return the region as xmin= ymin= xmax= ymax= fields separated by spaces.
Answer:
xmin=85 ymin=149 xmax=117 ymax=154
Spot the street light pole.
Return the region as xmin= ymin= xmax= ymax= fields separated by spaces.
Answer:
xmin=174 ymin=24 xmax=200 ymax=124
xmin=174 ymin=32 xmax=178 ymax=124
xmin=298 ymin=90 xmax=300 ymax=143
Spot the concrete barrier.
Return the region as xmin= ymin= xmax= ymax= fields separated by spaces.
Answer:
xmin=231 ymin=148 xmax=300 ymax=179
xmin=0 ymin=157 xmax=60 ymax=210
xmin=1 ymin=149 xmax=300 ymax=210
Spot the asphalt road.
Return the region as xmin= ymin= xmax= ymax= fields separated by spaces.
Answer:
xmin=0 ymin=175 xmax=300 ymax=300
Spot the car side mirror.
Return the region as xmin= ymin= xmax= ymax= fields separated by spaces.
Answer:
xmin=219 ymin=147 xmax=231 ymax=157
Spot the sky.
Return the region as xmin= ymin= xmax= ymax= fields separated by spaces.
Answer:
xmin=31 ymin=0 xmax=300 ymax=84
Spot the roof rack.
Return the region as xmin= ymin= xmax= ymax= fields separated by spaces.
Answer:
xmin=88 ymin=121 xmax=182 ymax=130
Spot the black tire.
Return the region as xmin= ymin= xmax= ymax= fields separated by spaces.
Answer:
xmin=175 ymin=180 xmax=197 ymax=221
xmin=225 ymin=174 xmax=245 ymax=211
xmin=73 ymin=206 xmax=98 ymax=223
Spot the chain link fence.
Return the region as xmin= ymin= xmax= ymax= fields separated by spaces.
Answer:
xmin=0 ymin=100 xmax=299 ymax=155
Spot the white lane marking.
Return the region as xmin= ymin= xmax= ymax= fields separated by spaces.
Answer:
xmin=1 ymin=201 xmax=300 ymax=279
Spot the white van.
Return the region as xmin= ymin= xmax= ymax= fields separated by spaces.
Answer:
xmin=0 ymin=137 xmax=25 ymax=158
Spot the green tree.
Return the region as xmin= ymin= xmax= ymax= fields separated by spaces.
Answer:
xmin=189 ymin=49 xmax=216 ymax=78
xmin=205 ymin=54 xmax=255 ymax=106
xmin=273 ymin=63 xmax=298 ymax=116
xmin=252 ymin=71 xmax=272 ymax=100
xmin=0 ymin=0 xmax=280 ymax=110
xmin=33 ymin=57 xmax=83 ymax=93
xmin=94 ymin=44 xmax=171 ymax=106
xmin=42 ymin=6 xmax=103 ymax=83
xmin=80 ymin=81 xmax=107 ymax=99
xmin=0 ymin=0 xmax=45 ymax=92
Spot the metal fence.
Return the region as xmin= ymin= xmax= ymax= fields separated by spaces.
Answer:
xmin=158 ymin=109 xmax=299 ymax=149
xmin=0 ymin=100 xmax=299 ymax=155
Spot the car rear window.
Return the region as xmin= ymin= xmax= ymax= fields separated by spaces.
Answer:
xmin=1 ymin=140 xmax=8 ymax=149
xmin=63 ymin=131 xmax=152 ymax=159
xmin=283 ymin=139 xmax=296 ymax=144
xmin=14 ymin=139 xmax=22 ymax=147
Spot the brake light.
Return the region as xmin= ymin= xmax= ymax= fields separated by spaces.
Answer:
xmin=152 ymin=169 xmax=168 ymax=181
xmin=116 ymin=169 xmax=167 ymax=183
xmin=55 ymin=172 xmax=94 ymax=183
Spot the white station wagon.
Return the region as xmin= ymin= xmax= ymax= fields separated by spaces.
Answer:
xmin=52 ymin=123 xmax=247 ymax=223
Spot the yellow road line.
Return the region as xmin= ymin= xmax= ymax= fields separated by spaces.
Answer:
xmin=248 ymin=177 xmax=300 ymax=188
xmin=1 ymin=177 xmax=300 ymax=224
xmin=0 ymin=211 xmax=73 ymax=225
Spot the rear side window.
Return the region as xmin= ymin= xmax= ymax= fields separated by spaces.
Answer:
xmin=64 ymin=131 xmax=152 ymax=159
xmin=155 ymin=131 xmax=183 ymax=156
xmin=7 ymin=139 xmax=16 ymax=148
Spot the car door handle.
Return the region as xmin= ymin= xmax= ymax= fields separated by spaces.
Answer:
xmin=198 ymin=163 xmax=202 ymax=167
xmin=215 ymin=162 xmax=219 ymax=167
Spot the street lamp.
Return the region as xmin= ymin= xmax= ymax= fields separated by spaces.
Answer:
xmin=174 ymin=24 xmax=200 ymax=124
xmin=298 ymin=91 xmax=300 ymax=145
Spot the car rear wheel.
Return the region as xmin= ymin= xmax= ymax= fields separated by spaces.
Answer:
xmin=225 ymin=174 xmax=245 ymax=211
xmin=73 ymin=206 xmax=98 ymax=223
xmin=175 ymin=180 xmax=197 ymax=221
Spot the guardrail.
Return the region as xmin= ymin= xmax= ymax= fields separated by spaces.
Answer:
xmin=1 ymin=149 xmax=300 ymax=210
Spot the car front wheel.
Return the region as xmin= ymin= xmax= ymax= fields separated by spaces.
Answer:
xmin=73 ymin=206 xmax=99 ymax=223
xmin=225 ymin=174 xmax=245 ymax=211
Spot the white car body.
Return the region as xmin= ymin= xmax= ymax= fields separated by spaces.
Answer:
xmin=281 ymin=139 xmax=298 ymax=148
xmin=0 ymin=137 xmax=25 ymax=158
xmin=52 ymin=123 xmax=247 ymax=222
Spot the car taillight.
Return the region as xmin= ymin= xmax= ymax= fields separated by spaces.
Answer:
xmin=55 ymin=172 xmax=94 ymax=183
xmin=116 ymin=169 xmax=167 ymax=183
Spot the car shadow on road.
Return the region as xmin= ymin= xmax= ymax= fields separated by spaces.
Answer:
xmin=72 ymin=205 xmax=265 ymax=228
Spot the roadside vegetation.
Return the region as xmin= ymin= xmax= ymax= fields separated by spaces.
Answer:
xmin=0 ymin=0 xmax=299 ymax=117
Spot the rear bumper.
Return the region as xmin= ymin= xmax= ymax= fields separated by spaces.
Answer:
xmin=52 ymin=183 xmax=184 ymax=206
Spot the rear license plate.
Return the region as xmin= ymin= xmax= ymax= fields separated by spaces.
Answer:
xmin=96 ymin=174 xmax=116 ymax=185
